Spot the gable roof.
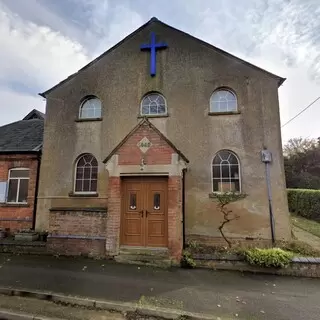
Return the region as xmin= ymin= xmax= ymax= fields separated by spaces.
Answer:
xmin=40 ymin=17 xmax=285 ymax=98
xmin=23 ymin=109 xmax=45 ymax=120
xmin=0 ymin=110 xmax=44 ymax=153
xmin=103 ymin=117 xmax=189 ymax=164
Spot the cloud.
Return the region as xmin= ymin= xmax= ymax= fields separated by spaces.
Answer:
xmin=0 ymin=86 xmax=45 ymax=125
xmin=0 ymin=0 xmax=145 ymax=126
xmin=170 ymin=0 xmax=320 ymax=142
xmin=0 ymin=4 xmax=89 ymax=89
xmin=0 ymin=2 xmax=90 ymax=125
xmin=0 ymin=0 xmax=319 ymax=143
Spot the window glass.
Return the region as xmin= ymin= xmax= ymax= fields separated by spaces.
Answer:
xmin=210 ymin=89 xmax=237 ymax=112
xmin=141 ymin=93 xmax=167 ymax=115
xmin=80 ymin=97 xmax=102 ymax=119
xmin=7 ymin=179 xmax=18 ymax=202
xmin=75 ymin=154 xmax=98 ymax=192
xmin=18 ymin=179 xmax=29 ymax=203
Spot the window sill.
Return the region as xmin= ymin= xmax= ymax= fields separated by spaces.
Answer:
xmin=68 ymin=192 xmax=99 ymax=198
xmin=75 ymin=118 xmax=102 ymax=122
xmin=208 ymin=111 xmax=240 ymax=116
xmin=0 ymin=203 xmax=30 ymax=207
xmin=209 ymin=192 xmax=245 ymax=199
xmin=137 ymin=114 xmax=169 ymax=119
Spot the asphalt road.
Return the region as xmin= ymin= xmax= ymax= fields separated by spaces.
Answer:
xmin=0 ymin=254 xmax=319 ymax=320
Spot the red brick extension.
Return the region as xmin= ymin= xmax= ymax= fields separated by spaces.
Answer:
xmin=48 ymin=121 xmax=184 ymax=262
xmin=117 ymin=124 xmax=174 ymax=165
xmin=47 ymin=210 xmax=107 ymax=257
xmin=0 ymin=154 xmax=39 ymax=233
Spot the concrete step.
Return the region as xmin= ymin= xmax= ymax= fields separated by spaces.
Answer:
xmin=119 ymin=246 xmax=169 ymax=257
xmin=115 ymin=254 xmax=172 ymax=268
xmin=116 ymin=246 xmax=171 ymax=268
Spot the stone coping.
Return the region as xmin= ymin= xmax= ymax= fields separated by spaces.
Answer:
xmin=48 ymin=234 xmax=105 ymax=240
xmin=193 ymin=253 xmax=320 ymax=264
xmin=193 ymin=255 xmax=320 ymax=278
xmin=0 ymin=239 xmax=46 ymax=247
xmin=49 ymin=207 xmax=107 ymax=213
xmin=292 ymin=257 xmax=320 ymax=263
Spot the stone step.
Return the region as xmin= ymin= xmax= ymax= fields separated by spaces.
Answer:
xmin=119 ymin=246 xmax=169 ymax=257
xmin=115 ymin=254 xmax=172 ymax=268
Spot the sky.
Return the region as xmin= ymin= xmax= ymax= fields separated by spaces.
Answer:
xmin=0 ymin=0 xmax=319 ymax=143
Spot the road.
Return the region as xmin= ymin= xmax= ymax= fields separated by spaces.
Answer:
xmin=0 ymin=254 xmax=319 ymax=319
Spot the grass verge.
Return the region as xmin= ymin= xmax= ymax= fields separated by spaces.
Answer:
xmin=291 ymin=214 xmax=320 ymax=238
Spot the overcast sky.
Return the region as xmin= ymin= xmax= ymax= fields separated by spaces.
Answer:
xmin=0 ymin=0 xmax=319 ymax=143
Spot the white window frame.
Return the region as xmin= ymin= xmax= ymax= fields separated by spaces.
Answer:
xmin=140 ymin=92 xmax=167 ymax=116
xmin=211 ymin=150 xmax=242 ymax=193
xmin=6 ymin=168 xmax=30 ymax=204
xmin=210 ymin=89 xmax=238 ymax=113
xmin=73 ymin=154 xmax=98 ymax=194
xmin=79 ymin=96 xmax=102 ymax=119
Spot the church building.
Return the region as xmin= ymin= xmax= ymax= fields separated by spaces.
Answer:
xmin=35 ymin=17 xmax=291 ymax=264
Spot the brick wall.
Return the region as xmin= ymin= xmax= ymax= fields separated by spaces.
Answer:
xmin=0 ymin=154 xmax=39 ymax=233
xmin=168 ymin=176 xmax=183 ymax=261
xmin=105 ymin=177 xmax=121 ymax=255
xmin=104 ymin=121 xmax=184 ymax=262
xmin=47 ymin=209 xmax=107 ymax=257
xmin=118 ymin=123 xmax=173 ymax=165
xmin=48 ymin=238 xmax=105 ymax=257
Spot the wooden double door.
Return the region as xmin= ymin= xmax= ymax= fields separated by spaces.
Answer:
xmin=121 ymin=177 xmax=168 ymax=247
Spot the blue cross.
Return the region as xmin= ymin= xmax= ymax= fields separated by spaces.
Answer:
xmin=140 ymin=32 xmax=168 ymax=77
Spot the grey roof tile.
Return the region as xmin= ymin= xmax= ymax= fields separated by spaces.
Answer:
xmin=0 ymin=117 xmax=44 ymax=152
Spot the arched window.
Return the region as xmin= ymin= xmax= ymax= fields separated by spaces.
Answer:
xmin=212 ymin=150 xmax=240 ymax=192
xmin=79 ymin=96 xmax=102 ymax=119
xmin=210 ymin=89 xmax=237 ymax=112
xmin=141 ymin=92 xmax=167 ymax=116
xmin=74 ymin=154 xmax=98 ymax=193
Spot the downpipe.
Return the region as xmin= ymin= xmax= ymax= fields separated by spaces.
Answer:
xmin=261 ymin=150 xmax=275 ymax=245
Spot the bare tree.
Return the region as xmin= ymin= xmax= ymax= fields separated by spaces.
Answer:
xmin=215 ymin=192 xmax=246 ymax=248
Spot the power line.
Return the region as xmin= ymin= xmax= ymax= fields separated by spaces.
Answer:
xmin=281 ymin=96 xmax=320 ymax=128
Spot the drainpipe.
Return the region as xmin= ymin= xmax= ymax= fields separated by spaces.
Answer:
xmin=261 ymin=149 xmax=275 ymax=245
xmin=32 ymin=153 xmax=41 ymax=230
xmin=182 ymin=168 xmax=187 ymax=249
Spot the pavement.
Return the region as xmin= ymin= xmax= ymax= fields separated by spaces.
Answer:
xmin=0 ymin=295 xmax=124 ymax=320
xmin=0 ymin=254 xmax=320 ymax=320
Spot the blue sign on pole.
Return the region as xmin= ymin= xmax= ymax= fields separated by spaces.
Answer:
xmin=140 ymin=32 xmax=168 ymax=77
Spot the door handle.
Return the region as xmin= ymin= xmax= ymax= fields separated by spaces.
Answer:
xmin=139 ymin=210 xmax=144 ymax=217
xmin=146 ymin=210 xmax=149 ymax=217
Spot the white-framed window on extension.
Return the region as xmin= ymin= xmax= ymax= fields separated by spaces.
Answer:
xmin=7 ymin=168 xmax=29 ymax=203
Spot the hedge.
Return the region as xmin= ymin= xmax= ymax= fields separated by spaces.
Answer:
xmin=287 ymin=188 xmax=320 ymax=221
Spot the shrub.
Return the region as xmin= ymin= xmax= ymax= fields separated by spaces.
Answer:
xmin=180 ymin=250 xmax=196 ymax=268
xmin=244 ymin=248 xmax=293 ymax=268
xmin=287 ymin=188 xmax=320 ymax=221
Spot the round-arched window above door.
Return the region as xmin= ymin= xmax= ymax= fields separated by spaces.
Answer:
xmin=141 ymin=92 xmax=167 ymax=116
